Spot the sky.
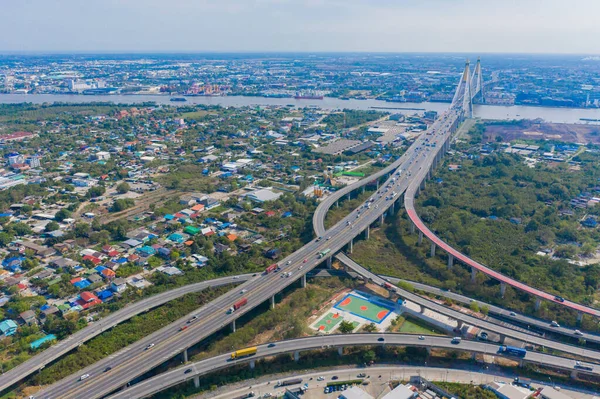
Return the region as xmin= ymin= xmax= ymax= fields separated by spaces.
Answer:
xmin=1 ymin=0 xmax=600 ymax=54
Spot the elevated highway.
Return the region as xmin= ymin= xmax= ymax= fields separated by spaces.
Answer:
xmin=108 ymin=334 xmax=599 ymax=399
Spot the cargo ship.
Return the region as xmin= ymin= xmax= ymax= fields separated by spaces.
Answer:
xmin=294 ymin=91 xmax=323 ymax=100
xmin=170 ymin=97 xmax=187 ymax=102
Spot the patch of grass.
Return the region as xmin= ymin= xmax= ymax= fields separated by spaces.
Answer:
xmin=398 ymin=319 xmax=443 ymax=335
xmin=180 ymin=110 xmax=210 ymax=120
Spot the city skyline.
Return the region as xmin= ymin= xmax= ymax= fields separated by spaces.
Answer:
xmin=2 ymin=0 xmax=600 ymax=54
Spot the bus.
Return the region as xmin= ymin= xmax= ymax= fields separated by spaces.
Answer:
xmin=318 ymin=249 xmax=331 ymax=258
xmin=231 ymin=346 xmax=257 ymax=360
xmin=498 ymin=345 xmax=527 ymax=357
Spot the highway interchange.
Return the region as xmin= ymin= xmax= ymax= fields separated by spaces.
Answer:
xmin=34 ymin=98 xmax=462 ymax=399
xmin=27 ymin=101 xmax=600 ymax=398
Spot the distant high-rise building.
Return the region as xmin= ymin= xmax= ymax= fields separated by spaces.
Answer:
xmin=27 ymin=156 xmax=41 ymax=168
xmin=68 ymin=79 xmax=90 ymax=92
xmin=8 ymin=154 xmax=24 ymax=165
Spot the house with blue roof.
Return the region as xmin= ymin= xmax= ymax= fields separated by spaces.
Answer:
xmin=167 ymin=233 xmax=185 ymax=244
xmin=136 ymin=246 xmax=156 ymax=257
xmin=97 ymin=290 xmax=114 ymax=301
xmin=30 ymin=334 xmax=56 ymax=349
xmin=0 ymin=320 xmax=18 ymax=336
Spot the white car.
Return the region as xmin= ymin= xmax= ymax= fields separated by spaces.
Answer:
xmin=240 ymin=289 xmax=247 ymax=294
xmin=79 ymin=373 xmax=90 ymax=381
xmin=145 ymin=343 xmax=155 ymax=350
xmin=287 ymin=260 xmax=291 ymax=265
xmin=317 ymin=376 xmax=325 ymax=381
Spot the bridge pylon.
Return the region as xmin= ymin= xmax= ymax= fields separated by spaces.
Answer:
xmin=470 ymin=57 xmax=484 ymax=104
xmin=452 ymin=59 xmax=473 ymax=118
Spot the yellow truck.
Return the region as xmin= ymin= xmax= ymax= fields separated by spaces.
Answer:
xmin=231 ymin=347 xmax=257 ymax=360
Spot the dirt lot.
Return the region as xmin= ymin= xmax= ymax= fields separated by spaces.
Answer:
xmin=484 ymin=121 xmax=600 ymax=144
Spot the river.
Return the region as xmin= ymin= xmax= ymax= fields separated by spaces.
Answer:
xmin=1 ymin=93 xmax=600 ymax=124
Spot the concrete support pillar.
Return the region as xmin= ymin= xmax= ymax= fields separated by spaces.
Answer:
xmin=577 ymin=312 xmax=583 ymax=324
xmin=376 ymin=180 xmax=379 ymax=190
xmin=410 ymin=221 xmax=415 ymax=234
xmin=271 ymin=295 xmax=276 ymax=309
xmin=499 ymin=334 xmax=506 ymax=344
xmin=250 ymin=359 xmax=256 ymax=369
xmin=535 ymin=298 xmax=542 ymax=311
xmin=347 ymin=193 xmax=351 ymax=201
xmin=420 ymin=180 xmax=426 ymax=190
xmin=362 ymin=186 xmax=365 ymax=194
xmin=447 ymin=254 xmax=454 ymax=268
xmin=420 ymin=305 xmax=426 ymax=314
xmin=183 ymin=348 xmax=188 ymax=363
xmin=338 ymin=347 xmax=344 ymax=356
xmin=380 ymin=214 xmax=384 ymax=225
xmin=366 ymin=226 xmax=370 ymax=240
xmin=301 ymin=274 xmax=307 ymax=288
xmin=471 ymin=352 xmax=477 ymax=360
xmin=418 ymin=231 xmax=423 ymax=245
xmin=336 ymin=200 xmax=339 ymax=208
xmin=231 ymin=320 xmax=236 ymax=333
xmin=327 ymin=257 xmax=332 ymax=269
xmin=500 ymin=282 xmax=507 ymax=298
xmin=349 ymin=238 xmax=353 ymax=254
xmin=426 ymin=347 xmax=432 ymax=356
xmin=457 ymin=321 xmax=465 ymax=330
xmin=471 ymin=267 xmax=477 ymax=283
xmin=294 ymin=351 xmax=300 ymax=362
xmin=570 ymin=370 xmax=578 ymax=380
xmin=390 ymin=201 xmax=394 ymax=215
xmin=430 ymin=242 xmax=436 ymax=257
xmin=194 ymin=375 xmax=200 ymax=388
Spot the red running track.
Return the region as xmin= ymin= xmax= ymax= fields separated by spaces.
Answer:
xmin=405 ymin=207 xmax=600 ymax=318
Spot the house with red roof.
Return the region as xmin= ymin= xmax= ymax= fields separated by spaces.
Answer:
xmin=82 ymin=255 xmax=102 ymax=265
xmin=77 ymin=291 xmax=102 ymax=309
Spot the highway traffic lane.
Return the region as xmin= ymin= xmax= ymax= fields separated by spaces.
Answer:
xmin=335 ymin=254 xmax=600 ymax=363
xmin=108 ymin=333 xmax=599 ymax=399
xmin=0 ymin=274 xmax=253 ymax=394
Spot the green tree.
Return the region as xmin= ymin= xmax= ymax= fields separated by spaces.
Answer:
xmin=45 ymin=221 xmax=60 ymax=232
xmin=116 ymin=182 xmax=130 ymax=194
xmin=88 ymin=185 xmax=106 ymax=198
xmin=0 ymin=232 xmax=14 ymax=247
xmin=362 ymin=350 xmax=376 ymax=363
xmin=338 ymin=320 xmax=355 ymax=334
xmin=55 ymin=209 xmax=72 ymax=222
xmin=469 ymin=301 xmax=480 ymax=313
xmin=12 ymin=222 xmax=32 ymax=236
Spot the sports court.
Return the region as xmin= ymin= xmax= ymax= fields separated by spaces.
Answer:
xmin=314 ymin=312 xmax=343 ymax=333
xmin=334 ymin=294 xmax=392 ymax=324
